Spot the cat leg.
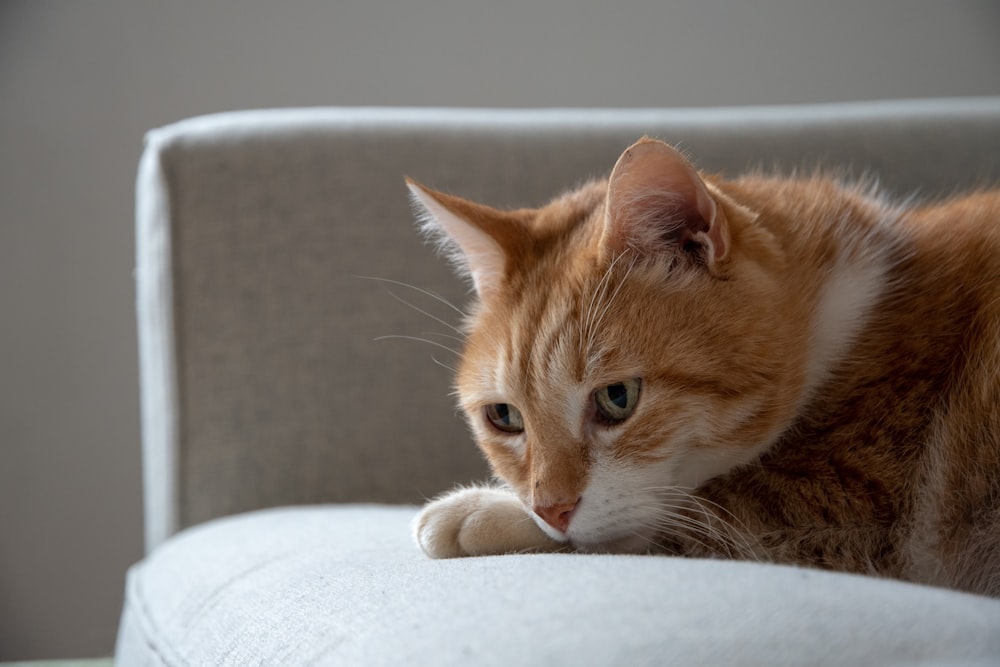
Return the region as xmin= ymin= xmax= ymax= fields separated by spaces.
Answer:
xmin=412 ymin=485 xmax=563 ymax=558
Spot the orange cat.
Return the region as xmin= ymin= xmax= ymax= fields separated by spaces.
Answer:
xmin=408 ymin=138 xmax=1000 ymax=596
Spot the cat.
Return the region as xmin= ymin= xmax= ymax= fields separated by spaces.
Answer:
xmin=406 ymin=137 xmax=1000 ymax=597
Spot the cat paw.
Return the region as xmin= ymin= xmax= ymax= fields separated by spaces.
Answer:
xmin=412 ymin=486 xmax=562 ymax=558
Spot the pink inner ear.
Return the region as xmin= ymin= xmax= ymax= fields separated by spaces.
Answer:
xmin=605 ymin=139 xmax=726 ymax=264
xmin=610 ymin=189 xmax=705 ymax=251
xmin=407 ymin=182 xmax=508 ymax=297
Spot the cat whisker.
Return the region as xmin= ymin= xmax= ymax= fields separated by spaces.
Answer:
xmin=584 ymin=251 xmax=638 ymax=366
xmin=581 ymin=250 xmax=627 ymax=353
xmin=589 ymin=252 xmax=637 ymax=350
xmin=356 ymin=275 xmax=468 ymax=318
xmin=634 ymin=514 xmax=719 ymax=556
xmin=663 ymin=489 xmax=765 ymax=560
xmin=667 ymin=488 xmax=761 ymax=555
xmin=625 ymin=499 xmax=732 ymax=552
xmin=360 ymin=275 xmax=513 ymax=357
xmin=422 ymin=331 xmax=465 ymax=343
xmin=582 ymin=252 xmax=616 ymax=333
xmin=430 ymin=355 xmax=459 ymax=374
xmin=642 ymin=506 xmax=743 ymax=558
xmin=581 ymin=250 xmax=638 ymax=370
xmin=629 ymin=491 xmax=762 ymax=560
xmin=373 ymin=334 xmax=460 ymax=356
xmin=381 ymin=288 xmax=465 ymax=335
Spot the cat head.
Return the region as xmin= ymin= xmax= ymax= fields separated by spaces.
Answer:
xmin=409 ymin=138 xmax=805 ymax=551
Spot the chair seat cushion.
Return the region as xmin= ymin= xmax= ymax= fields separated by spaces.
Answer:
xmin=115 ymin=505 xmax=1000 ymax=665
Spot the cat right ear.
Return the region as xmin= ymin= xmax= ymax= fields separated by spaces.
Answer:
xmin=604 ymin=138 xmax=730 ymax=271
xmin=406 ymin=179 xmax=519 ymax=298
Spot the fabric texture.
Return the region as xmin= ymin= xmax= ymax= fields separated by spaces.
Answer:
xmin=116 ymin=505 xmax=1000 ymax=666
xmin=125 ymin=101 xmax=1000 ymax=664
xmin=136 ymin=99 xmax=1000 ymax=551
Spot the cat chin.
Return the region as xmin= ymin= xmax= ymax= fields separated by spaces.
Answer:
xmin=528 ymin=511 xmax=651 ymax=553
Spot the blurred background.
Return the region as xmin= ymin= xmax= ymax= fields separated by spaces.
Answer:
xmin=1 ymin=0 xmax=998 ymax=659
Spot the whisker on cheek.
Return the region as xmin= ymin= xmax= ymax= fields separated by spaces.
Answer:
xmin=373 ymin=334 xmax=460 ymax=356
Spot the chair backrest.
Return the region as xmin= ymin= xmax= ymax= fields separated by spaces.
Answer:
xmin=137 ymin=99 xmax=1000 ymax=551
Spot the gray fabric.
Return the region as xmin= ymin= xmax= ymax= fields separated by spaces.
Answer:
xmin=128 ymin=103 xmax=1000 ymax=664
xmin=136 ymin=99 xmax=1000 ymax=551
xmin=116 ymin=505 xmax=1000 ymax=666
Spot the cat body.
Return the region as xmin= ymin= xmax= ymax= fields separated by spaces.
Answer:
xmin=408 ymin=138 xmax=1000 ymax=596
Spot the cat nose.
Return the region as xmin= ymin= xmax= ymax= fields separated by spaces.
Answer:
xmin=533 ymin=498 xmax=580 ymax=533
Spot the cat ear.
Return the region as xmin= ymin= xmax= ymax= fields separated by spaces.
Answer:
xmin=406 ymin=179 xmax=518 ymax=297
xmin=604 ymin=138 xmax=729 ymax=269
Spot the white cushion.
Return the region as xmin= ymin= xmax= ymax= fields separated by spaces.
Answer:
xmin=116 ymin=505 xmax=1000 ymax=665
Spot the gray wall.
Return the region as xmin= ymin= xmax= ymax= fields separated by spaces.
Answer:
xmin=1 ymin=0 xmax=997 ymax=659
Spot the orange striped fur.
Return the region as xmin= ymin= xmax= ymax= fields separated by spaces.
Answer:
xmin=409 ymin=138 xmax=1000 ymax=596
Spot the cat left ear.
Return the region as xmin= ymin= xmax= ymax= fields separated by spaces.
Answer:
xmin=406 ymin=179 xmax=520 ymax=298
xmin=604 ymin=138 xmax=730 ymax=270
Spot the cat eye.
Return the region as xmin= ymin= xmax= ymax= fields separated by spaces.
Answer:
xmin=594 ymin=379 xmax=642 ymax=424
xmin=484 ymin=403 xmax=525 ymax=434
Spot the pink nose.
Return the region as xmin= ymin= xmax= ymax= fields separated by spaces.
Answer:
xmin=533 ymin=498 xmax=580 ymax=533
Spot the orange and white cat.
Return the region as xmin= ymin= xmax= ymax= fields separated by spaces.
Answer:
xmin=408 ymin=137 xmax=1000 ymax=596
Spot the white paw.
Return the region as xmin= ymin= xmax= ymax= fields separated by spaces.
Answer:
xmin=412 ymin=486 xmax=562 ymax=558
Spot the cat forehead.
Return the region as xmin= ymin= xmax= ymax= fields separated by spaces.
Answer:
xmin=524 ymin=179 xmax=608 ymax=241
xmin=504 ymin=201 xmax=617 ymax=304
xmin=464 ymin=281 xmax=641 ymax=397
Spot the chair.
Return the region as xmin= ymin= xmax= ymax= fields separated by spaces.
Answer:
xmin=116 ymin=100 xmax=1000 ymax=665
